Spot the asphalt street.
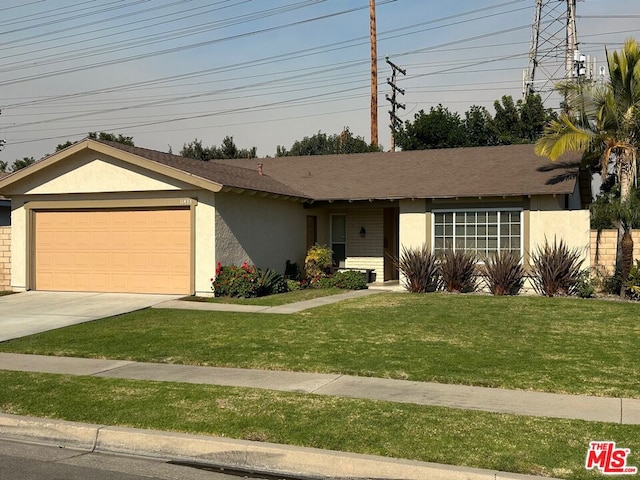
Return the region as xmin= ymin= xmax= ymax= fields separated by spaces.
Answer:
xmin=0 ymin=438 xmax=268 ymax=480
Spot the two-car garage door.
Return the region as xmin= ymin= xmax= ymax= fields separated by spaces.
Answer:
xmin=34 ymin=209 xmax=191 ymax=294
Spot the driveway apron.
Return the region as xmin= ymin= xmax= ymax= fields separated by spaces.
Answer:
xmin=0 ymin=291 xmax=180 ymax=342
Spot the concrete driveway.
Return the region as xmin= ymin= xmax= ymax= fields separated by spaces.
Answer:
xmin=0 ymin=291 xmax=181 ymax=342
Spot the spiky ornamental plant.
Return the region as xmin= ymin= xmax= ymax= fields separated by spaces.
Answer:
xmin=439 ymin=249 xmax=478 ymax=293
xmin=395 ymin=244 xmax=440 ymax=293
xmin=530 ymin=238 xmax=584 ymax=297
xmin=481 ymin=251 xmax=525 ymax=296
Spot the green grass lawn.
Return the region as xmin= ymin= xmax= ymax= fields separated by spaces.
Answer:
xmin=0 ymin=370 xmax=636 ymax=479
xmin=182 ymin=288 xmax=343 ymax=306
xmin=1 ymin=293 xmax=639 ymax=398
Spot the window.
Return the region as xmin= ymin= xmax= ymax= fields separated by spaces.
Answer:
xmin=331 ymin=214 xmax=346 ymax=268
xmin=433 ymin=209 xmax=521 ymax=256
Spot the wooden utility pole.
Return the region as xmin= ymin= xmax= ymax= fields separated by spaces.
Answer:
xmin=369 ymin=0 xmax=378 ymax=148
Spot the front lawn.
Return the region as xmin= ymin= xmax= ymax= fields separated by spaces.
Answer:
xmin=183 ymin=288 xmax=343 ymax=306
xmin=2 ymin=294 xmax=639 ymax=398
xmin=0 ymin=370 xmax=637 ymax=479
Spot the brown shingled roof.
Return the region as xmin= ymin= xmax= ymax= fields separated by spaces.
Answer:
xmin=216 ymin=144 xmax=581 ymax=201
xmin=95 ymin=140 xmax=309 ymax=199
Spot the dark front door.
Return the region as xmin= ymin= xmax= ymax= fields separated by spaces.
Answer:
xmin=383 ymin=207 xmax=399 ymax=281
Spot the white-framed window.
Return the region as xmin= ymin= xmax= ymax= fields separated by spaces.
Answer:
xmin=330 ymin=214 xmax=346 ymax=268
xmin=432 ymin=209 xmax=522 ymax=256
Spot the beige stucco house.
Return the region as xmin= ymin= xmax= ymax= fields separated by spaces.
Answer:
xmin=0 ymin=139 xmax=589 ymax=295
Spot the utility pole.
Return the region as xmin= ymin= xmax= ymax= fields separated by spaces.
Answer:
xmin=523 ymin=0 xmax=582 ymax=102
xmin=369 ymin=0 xmax=378 ymax=148
xmin=385 ymin=57 xmax=405 ymax=152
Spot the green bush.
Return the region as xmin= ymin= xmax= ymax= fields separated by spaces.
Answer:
xmin=530 ymin=238 xmax=583 ymax=297
xmin=575 ymin=270 xmax=596 ymax=299
xmin=332 ymin=270 xmax=368 ymax=290
xmin=395 ymin=244 xmax=440 ymax=293
xmin=481 ymin=251 xmax=525 ymax=296
xmin=256 ymin=268 xmax=288 ymax=296
xmin=626 ymin=260 xmax=640 ymax=300
xmin=212 ymin=263 xmax=288 ymax=298
xmin=603 ymin=271 xmax=623 ymax=295
xmin=212 ymin=263 xmax=259 ymax=298
xmin=439 ymin=249 xmax=478 ymax=293
xmin=314 ymin=276 xmax=336 ymax=289
xmin=286 ymin=279 xmax=302 ymax=291
xmin=305 ymin=244 xmax=333 ymax=282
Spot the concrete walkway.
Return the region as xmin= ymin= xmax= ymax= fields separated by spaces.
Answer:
xmin=1 ymin=352 xmax=637 ymax=425
xmin=154 ymin=288 xmax=385 ymax=314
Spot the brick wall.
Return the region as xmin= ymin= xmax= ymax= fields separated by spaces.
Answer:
xmin=590 ymin=229 xmax=640 ymax=276
xmin=0 ymin=226 xmax=10 ymax=291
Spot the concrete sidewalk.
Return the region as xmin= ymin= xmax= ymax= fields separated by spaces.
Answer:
xmin=1 ymin=352 xmax=638 ymax=424
xmin=154 ymin=288 xmax=385 ymax=314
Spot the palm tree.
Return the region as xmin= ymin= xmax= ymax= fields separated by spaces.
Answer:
xmin=535 ymin=38 xmax=640 ymax=296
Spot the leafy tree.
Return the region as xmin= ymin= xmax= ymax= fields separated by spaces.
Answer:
xmin=0 ymin=160 xmax=8 ymax=173
xmin=88 ymin=132 xmax=134 ymax=146
xmin=180 ymin=136 xmax=256 ymax=160
xmin=464 ymin=105 xmax=497 ymax=147
xmin=276 ymin=127 xmax=380 ymax=156
xmin=11 ymin=157 xmax=35 ymax=172
xmin=536 ymin=38 xmax=640 ymax=296
xmin=55 ymin=132 xmax=135 ymax=152
xmin=395 ymin=105 xmax=468 ymax=150
xmin=491 ymin=95 xmax=524 ymax=144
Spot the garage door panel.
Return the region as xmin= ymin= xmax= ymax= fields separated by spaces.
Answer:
xmin=35 ymin=209 xmax=191 ymax=294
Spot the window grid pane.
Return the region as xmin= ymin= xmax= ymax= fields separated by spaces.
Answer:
xmin=434 ymin=210 xmax=521 ymax=256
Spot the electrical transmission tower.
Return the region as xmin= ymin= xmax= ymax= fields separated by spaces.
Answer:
xmin=523 ymin=0 xmax=593 ymax=102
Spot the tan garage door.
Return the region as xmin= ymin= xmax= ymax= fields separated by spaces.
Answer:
xmin=34 ymin=209 xmax=191 ymax=294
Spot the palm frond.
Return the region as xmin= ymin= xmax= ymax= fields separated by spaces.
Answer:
xmin=535 ymin=115 xmax=594 ymax=161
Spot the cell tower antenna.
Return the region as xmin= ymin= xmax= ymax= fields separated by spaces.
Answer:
xmin=523 ymin=0 xmax=580 ymax=101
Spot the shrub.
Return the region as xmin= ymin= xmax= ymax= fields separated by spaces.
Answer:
xmin=314 ymin=276 xmax=336 ymax=289
xmin=481 ymin=251 xmax=525 ymax=296
xmin=530 ymin=238 xmax=583 ymax=297
xmin=625 ymin=260 xmax=640 ymax=300
xmin=286 ymin=279 xmax=302 ymax=291
xmin=602 ymin=270 xmax=623 ymax=295
xmin=305 ymin=244 xmax=333 ymax=281
xmin=212 ymin=262 xmax=259 ymax=298
xmin=395 ymin=244 xmax=440 ymax=293
xmin=332 ymin=270 xmax=368 ymax=290
xmin=439 ymin=249 xmax=478 ymax=293
xmin=575 ymin=270 xmax=596 ymax=298
xmin=256 ymin=268 xmax=288 ymax=296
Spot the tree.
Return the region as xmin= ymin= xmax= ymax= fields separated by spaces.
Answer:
xmin=464 ymin=105 xmax=497 ymax=147
xmin=535 ymin=38 xmax=640 ymax=296
xmin=0 ymin=160 xmax=8 ymax=173
xmin=276 ymin=127 xmax=380 ymax=156
xmin=55 ymin=132 xmax=134 ymax=152
xmin=180 ymin=136 xmax=256 ymax=161
xmin=395 ymin=105 xmax=467 ymax=150
xmin=88 ymin=132 xmax=134 ymax=146
xmin=11 ymin=157 xmax=35 ymax=172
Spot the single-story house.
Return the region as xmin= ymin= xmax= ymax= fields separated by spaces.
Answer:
xmin=0 ymin=139 xmax=589 ymax=295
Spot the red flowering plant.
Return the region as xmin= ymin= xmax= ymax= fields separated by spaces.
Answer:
xmin=211 ymin=261 xmax=259 ymax=298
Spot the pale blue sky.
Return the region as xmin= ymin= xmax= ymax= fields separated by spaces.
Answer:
xmin=0 ymin=0 xmax=638 ymax=164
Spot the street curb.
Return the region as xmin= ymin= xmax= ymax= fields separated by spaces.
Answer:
xmin=0 ymin=413 xmax=561 ymax=480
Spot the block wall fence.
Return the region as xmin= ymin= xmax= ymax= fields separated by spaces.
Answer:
xmin=0 ymin=227 xmax=10 ymax=290
xmin=590 ymin=229 xmax=640 ymax=276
